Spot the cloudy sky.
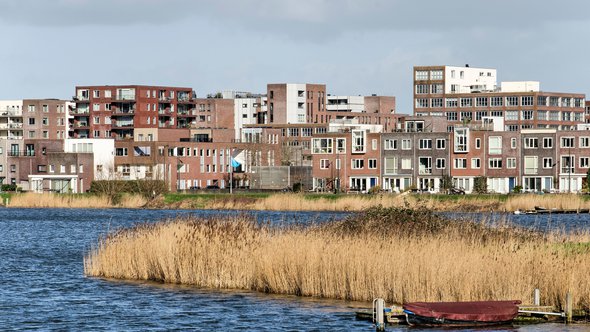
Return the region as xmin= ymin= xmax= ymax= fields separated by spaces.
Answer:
xmin=1 ymin=0 xmax=589 ymax=113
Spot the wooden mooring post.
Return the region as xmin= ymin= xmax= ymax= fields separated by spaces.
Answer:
xmin=373 ymin=298 xmax=385 ymax=331
xmin=565 ymin=292 xmax=573 ymax=324
xmin=534 ymin=288 xmax=540 ymax=306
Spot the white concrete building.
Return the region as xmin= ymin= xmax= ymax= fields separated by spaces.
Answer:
xmin=64 ymin=138 xmax=115 ymax=180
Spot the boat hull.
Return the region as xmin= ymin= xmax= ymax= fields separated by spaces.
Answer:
xmin=405 ymin=312 xmax=513 ymax=327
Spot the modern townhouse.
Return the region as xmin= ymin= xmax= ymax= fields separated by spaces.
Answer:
xmin=311 ymin=123 xmax=382 ymax=193
xmin=382 ymin=129 xmax=451 ymax=193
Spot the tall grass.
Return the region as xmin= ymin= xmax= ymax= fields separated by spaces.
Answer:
xmin=84 ymin=206 xmax=590 ymax=310
xmin=7 ymin=192 xmax=147 ymax=208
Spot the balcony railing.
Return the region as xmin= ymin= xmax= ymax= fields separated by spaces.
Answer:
xmin=115 ymin=94 xmax=136 ymax=101
xmin=0 ymin=110 xmax=22 ymax=117
xmin=112 ymin=109 xmax=135 ymax=115
xmin=8 ymin=150 xmax=35 ymax=157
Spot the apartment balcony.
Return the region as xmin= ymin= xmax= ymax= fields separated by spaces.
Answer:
xmin=112 ymin=109 xmax=135 ymax=116
xmin=73 ymin=95 xmax=90 ymax=102
xmin=8 ymin=150 xmax=35 ymax=157
xmin=8 ymin=123 xmax=23 ymax=129
xmin=111 ymin=122 xmax=134 ymax=128
xmin=112 ymin=94 xmax=136 ymax=101
xmin=0 ymin=109 xmax=22 ymax=117
xmin=177 ymin=109 xmax=196 ymax=116
xmin=158 ymin=109 xmax=173 ymax=116
xmin=75 ymin=122 xmax=89 ymax=128
xmin=158 ymin=97 xmax=172 ymax=103
xmin=71 ymin=109 xmax=90 ymax=115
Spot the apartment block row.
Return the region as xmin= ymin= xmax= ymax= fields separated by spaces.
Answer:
xmin=310 ymin=117 xmax=590 ymax=194
xmin=1 ymin=64 xmax=589 ymax=194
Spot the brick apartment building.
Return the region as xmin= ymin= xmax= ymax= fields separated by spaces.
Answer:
xmin=71 ymin=85 xmax=196 ymax=140
xmin=413 ymin=65 xmax=585 ymax=131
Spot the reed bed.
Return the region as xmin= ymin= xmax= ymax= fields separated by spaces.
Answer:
xmin=504 ymin=194 xmax=590 ymax=212
xmin=7 ymin=192 xmax=147 ymax=208
xmin=84 ymin=206 xmax=590 ymax=310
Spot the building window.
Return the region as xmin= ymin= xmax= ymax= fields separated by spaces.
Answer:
xmin=446 ymin=98 xmax=458 ymax=108
xmin=580 ymin=157 xmax=589 ymax=168
xmin=491 ymin=97 xmax=503 ymax=107
xmin=431 ymin=84 xmax=443 ymax=94
xmin=524 ymin=137 xmax=539 ymax=149
xmin=334 ymin=138 xmax=345 ymax=154
xmin=506 ymin=96 xmax=519 ymax=106
xmin=418 ymin=157 xmax=432 ymax=175
xmin=507 ymin=157 xmax=517 ymax=169
xmin=454 ymin=158 xmax=467 ymax=169
xmin=401 ymin=139 xmax=412 ymax=150
xmin=93 ymin=90 xmax=100 ymax=98
xmin=384 ymin=157 xmax=398 ymax=174
xmin=115 ymin=148 xmax=128 ymax=156
xmin=368 ymin=159 xmax=377 ymax=169
xmin=384 ymin=139 xmax=397 ymax=150
xmin=351 ymin=130 xmax=366 ymax=153
xmin=419 ymin=139 xmax=432 ymax=150
xmin=475 ymin=138 xmax=481 ymax=149
xmin=505 ymin=111 xmax=518 ymax=121
xmin=436 ymin=139 xmax=446 ymax=149
xmin=521 ymin=96 xmax=534 ymax=106
xmin=416 ymin=84 xmax=429 ymax=94
xmin=430 ymin=70 xmax=443 ymax=80
xmin=543 ymin=157 xmax=553 ymax=169
xmin=29 ymin=118 xmax=35 ymax=125
xmin=488 ymin=136 xmax=502 ymax=154
xmin=460 ymin=98 xmax=473 ymax=108
xmin=436 ymin=158 xmax=446 ymax=169
xmin=416 ymin=98 xmax=428 ymax=108
xmin=312 ymin=138 xmax=333 ymax=154
xmin=351 ymin=159 xmax=364 ymax=169
xmin=320 ymin=159 xmax=330 ymax=169
xmin=42 ymin=131 xmax=48 ymax=139
xmin=471 ymin=158 xmax=481 ymax=169
xmin=476 ymin=97 xmax=488 ymax=107
xmin=543 ymin=137 xmax=553 ymax=148
xmin=561 ymin=137 xmax=574 ymax=148
xmin=524 ymin=156 xmax=538 ymax=174
xmin=415 ymin=70 xmax=428 ymax=80
xmin=454 ymin=128 xmax=468 ymax=152
xmin=511 ymin=138 xmax=517 ymax=149
xmin=446 ymin=112 xmax=457 ymax=121
xmin=522 ymin=110 xmax=534 ymax=120
xmin=489 ymin=158 xmax=503 ymax=169
xmin=401 ymin=158 xmax=412 ymax=170
xmin=580 ymin=137 xmax=590 ymax=148
xmin=431 ymin=98 xmax=443 ymax=108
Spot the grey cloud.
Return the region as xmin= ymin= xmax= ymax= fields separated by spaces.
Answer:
xmin=2 ymin=0 xmax=589 ymax=33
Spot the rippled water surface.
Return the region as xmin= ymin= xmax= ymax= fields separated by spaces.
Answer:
xmin=0 ymin=208 xmax=588 ymax=331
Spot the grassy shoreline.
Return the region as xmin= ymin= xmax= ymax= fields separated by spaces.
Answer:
xmin=4 ymin=191 xmax=590 ymax=212
xmin=84 ymin=206 xmax=590 ymax=311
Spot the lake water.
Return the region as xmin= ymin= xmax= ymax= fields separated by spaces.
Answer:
xmin=1 ymin=208 xmax=588 ymax=331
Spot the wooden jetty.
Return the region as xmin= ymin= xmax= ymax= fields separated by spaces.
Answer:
xmin=514 ymin=206 xmax=590 ymax=215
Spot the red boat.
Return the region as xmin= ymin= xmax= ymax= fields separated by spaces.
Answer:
xmin=403 ymin=300 xmax=521 ymax=327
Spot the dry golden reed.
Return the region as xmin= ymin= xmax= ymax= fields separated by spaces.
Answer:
xmin=7 ymin=192 xmax=146 ymax=208
xmin=84 ymin=207 xmax=590 ymax=310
